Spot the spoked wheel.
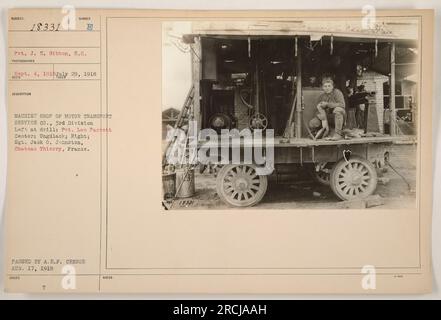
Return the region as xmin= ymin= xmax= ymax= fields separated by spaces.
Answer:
xmin=311 ymin=163 xmax=332 ymax=186
xmin=330 ymin=156 xmax=377 ymax=201
xmin=216 ymin=164 xmax=268 ymax=207
xmin=249 ymin=113 xmax=268 ymax=131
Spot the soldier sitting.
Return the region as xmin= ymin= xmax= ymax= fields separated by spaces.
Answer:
xmin=308 ymin=78 xmax=346 ymax=140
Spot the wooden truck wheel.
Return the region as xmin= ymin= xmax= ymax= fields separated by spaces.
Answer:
xmin=330 ymin=156 xmax=377 ymax=201
xmin=216 ymin=164 xmax=268 ymax=207
xmin=311 ymin=163 xmax=332 ymax=186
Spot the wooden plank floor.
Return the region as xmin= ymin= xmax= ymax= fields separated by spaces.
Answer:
xmin=197 ymin=135 xmax=416 ymax=148
xmin=273 ymin=135 xmax=417 ymax=147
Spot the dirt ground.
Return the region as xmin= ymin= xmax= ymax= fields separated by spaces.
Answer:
xmin=169 ymin=144 xmax=417 ymax=210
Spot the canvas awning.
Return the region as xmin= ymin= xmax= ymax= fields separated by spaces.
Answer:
xmin=183 ymin=20 xmax=419 ymax=45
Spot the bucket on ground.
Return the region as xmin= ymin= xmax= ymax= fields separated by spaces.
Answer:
xmin=175 ymin=168 xmax=195 ymax=198
xmin=162 ymin=172 xmax=176 ymax=199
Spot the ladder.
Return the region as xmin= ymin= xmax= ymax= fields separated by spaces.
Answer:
xmin=162 ymin=85 xmax=195 ymax=166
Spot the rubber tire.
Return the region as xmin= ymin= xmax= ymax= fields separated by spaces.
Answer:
xmin=330 ymin=156 xmax=378 ymax=201
xmin=216 ymin=164 xmax=268 ymax=207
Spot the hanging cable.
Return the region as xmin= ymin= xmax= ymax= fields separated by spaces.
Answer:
xmin=330 ymin=35 xmax=334 ymax=55
xmin=295 ymin=37 xmax=298 ymax=57
xmin=375 ymin=39 xmax=378 ymax=57
xmin=239 ymin=89 xmax=255 ymax=110
xmin=386 ymin=159 xmax=412 ymax=191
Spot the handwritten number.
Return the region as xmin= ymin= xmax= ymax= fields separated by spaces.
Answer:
xmin=29 ymin=22 xmax=61 ymax=32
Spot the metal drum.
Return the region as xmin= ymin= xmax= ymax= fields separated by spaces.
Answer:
xmin=175 ymin=168 xmax=195 ymax=198
xmin=162 ymin=172 xmax=176 ymax=199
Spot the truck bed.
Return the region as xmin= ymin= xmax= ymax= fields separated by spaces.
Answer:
xmin=273 ymin=135 xmax=416 ymax=147
xmin=197 ymin=135 xmax=416 ymax=148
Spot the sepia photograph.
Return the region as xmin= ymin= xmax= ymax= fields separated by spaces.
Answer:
xmin=2 ymin=6 xmax=435 ymax=296
xmin=162 ymin=19 xmax=419 ymax=210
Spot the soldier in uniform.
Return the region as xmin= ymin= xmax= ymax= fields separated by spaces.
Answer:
xmin=308 ymin=78 xmax=346 ymax=140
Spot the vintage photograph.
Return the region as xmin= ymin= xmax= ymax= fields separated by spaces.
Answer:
xmin=162 ymin=19 xmax=419 ymax=210
xmin=3 ymin=7 xmax=434 ymax=295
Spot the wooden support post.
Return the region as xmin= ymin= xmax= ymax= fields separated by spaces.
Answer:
xmin=389 ymin=42 xmax=396 ymax=136
xmin=254 ymin=62 xmax=260 ymax=113
xmin=295 ymin=41 xmax=303 ymax=138
xmin=253 ymin=40 xmax=260 ymax=113
xmin=191 ymin=36 xmax=202 ymax=126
